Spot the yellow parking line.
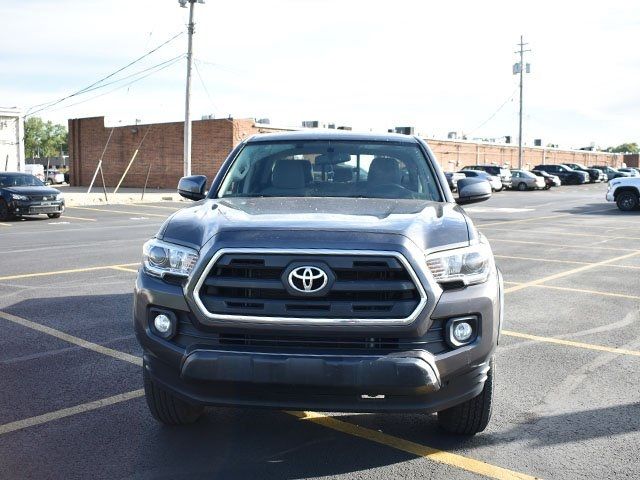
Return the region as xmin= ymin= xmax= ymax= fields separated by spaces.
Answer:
xmin=68 ymin=206 xmax=167 ymax=218
xmin=59 ymin=215 xmax=97 ymax=222
xmin=496 ymin=254 xmax=640 ymax=270
xmin=0 ymin=222 xmax=11 ymax=227
xmin=130 ymin=203 xmax=183 ymax=211
xmin=503 ymin=281 xmax=640 ymax=300
xmin=485 ymin=226 xmax=638 ymax=241
xmin=489 ymin=238 xmax=635 ymax=252
xmin=0 ymin=263 xmax=139 ymax=281
xmin=0 ymin=390 xmax=144 ymax=436
xmin=288 ymin=411 xmax=537 ymax=480
xmin=110 ymin=266 xmax=138 ymax=273
xmin=0 ymin=310 xmax=142 ymax=366
xmin=503 ymin=330 xmax=640 ymax=358
xmin=504 ymin=251 xmax=640 ymax=294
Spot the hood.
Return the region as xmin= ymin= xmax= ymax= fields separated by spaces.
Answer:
xmin=3 ymin=186 xmax=61 ymax=196
xmin=160 ymin=197 xmax=471 ymax=252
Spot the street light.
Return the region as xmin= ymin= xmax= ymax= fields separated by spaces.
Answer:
xmin=181 ymin=0 xmax=205 ymax=177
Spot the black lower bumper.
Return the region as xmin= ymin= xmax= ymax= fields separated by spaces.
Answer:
xmin=12 ymin=201 xmax=64 ymax=216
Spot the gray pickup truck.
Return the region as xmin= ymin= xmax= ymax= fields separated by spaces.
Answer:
xmin=134 ymin=131 xmax=503 ymax=435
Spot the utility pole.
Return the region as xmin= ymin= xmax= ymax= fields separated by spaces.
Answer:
xmin=180 ymin=0 xmax=204 ymax=177
xmin=514 ymin=36 xmax=531 ymax=169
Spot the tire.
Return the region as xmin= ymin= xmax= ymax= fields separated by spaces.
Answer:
xmin=0 ymin=199 xmax=13 ymax=221
xmin=47 ymin=213 xmax=61 ymax=219
xmin=143 ymin=368 xmax=204 ymax=425
xmin=437 ymin=357 xmax=494 ymax=435
xmin=517 ymin=182 xmax=527 ymax=191
xmin=616 ymin=191 xmax=639 ymax=212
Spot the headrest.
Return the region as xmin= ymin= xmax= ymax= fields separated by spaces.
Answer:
xmin=333 ymin=166 xmax=353 ymax=183
xmin=368 ymin=157 xmax=401 ymax=186
xmin=272 ymin=160 xmax=306 ymax=189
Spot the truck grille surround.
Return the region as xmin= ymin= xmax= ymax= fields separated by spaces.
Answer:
xmin=194 ymin=250 xmax=426 ymax=323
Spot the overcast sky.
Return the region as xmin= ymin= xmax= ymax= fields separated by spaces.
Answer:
xmin=2 ymin=0 xmax=639 ymax=148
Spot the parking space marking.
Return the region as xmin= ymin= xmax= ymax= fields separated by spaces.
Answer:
xmin=502 ymin=330 xmax=640 ymax=358
xmin=0 ymin=310 xmax=143 ymax=366
xmin=484 ymin=226 xmax=637 ymax=241
xmin=488 ymin=238 xmax=635 ymax=252
xmin=0 ymin=263 xmax=139 ymax=281
xmin=60 ymin=215 xmax=97 ymax=222
xmin=68 ymin=206 xmax=168 ymax=218
xmin=288 ymin=411 xmax=537 ymax=480
xmin=477 ymin=207 xmax=612 ymax=228
xmin=130 ymin=203 xmax=183 ymax=211
xmin=110 ymin=266 xmax=138 ymax=273
xmin=503 ymin=281 xmax=640 ymax=300
xmin=496 ymin=254 xmax=640 ymax=270
xmin=0 ymin=390 xmax=144 ymax=436
xmin=504 ymin=250 xmax=640 ymax=294
xmin=0 ymin=222 xmax=11 ymax=227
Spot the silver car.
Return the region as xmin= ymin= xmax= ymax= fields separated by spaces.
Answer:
xmin=511 ymin=170 xmax=546 ymax=191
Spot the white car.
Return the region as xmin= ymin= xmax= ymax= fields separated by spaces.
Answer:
xmin=45 ymin=169 xmax=65 ymax=184
xmin=606 ymin=177 xmax=640 ymax=211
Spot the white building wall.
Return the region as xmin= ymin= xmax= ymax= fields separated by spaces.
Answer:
xmin=0 ymin=107 xmax=25 ymax=172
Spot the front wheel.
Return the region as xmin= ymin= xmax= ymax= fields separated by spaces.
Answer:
xmin=437 ymin=357 xmax=494 ymax=435
xmin=517 ymin=182 xmax=527 ymax=191
xmin=47 ymin=213 xmax=61 ymax=219
xmin=0 ymin=199 xmax=13 ymax=221
xmin=143 ymin=368 xmax=204 ymax=425
xmin=616 ymin=192 xmax=639 ymax=212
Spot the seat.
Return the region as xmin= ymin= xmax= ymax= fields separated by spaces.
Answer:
xmin=368 ymin=157 xmax=402 ymax=187
xmin=261 ymin=160 xmax=307 ymax=196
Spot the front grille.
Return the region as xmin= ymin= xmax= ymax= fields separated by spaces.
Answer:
xmin=196 ymin=251 xmax=423 ymax=320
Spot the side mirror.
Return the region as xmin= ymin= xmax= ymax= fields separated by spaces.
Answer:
xmin=456 ymin=177 xmax=492 ymax=205
xmin=178 ymin=175 xmax=207 ymax=201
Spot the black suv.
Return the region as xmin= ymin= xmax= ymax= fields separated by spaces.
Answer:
xmin=563 ymin=163 xmax=605 ymax=183
xmin=533 ymin=164 xmax=589 ymax=185
xmin=135 ymin=131 xmax=503 ymax=435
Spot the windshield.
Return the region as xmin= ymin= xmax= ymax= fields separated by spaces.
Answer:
xmin=217 ymin=140 xmax=442 ymax=201
xmin=0 ymin=174 xmax=44 ymax=187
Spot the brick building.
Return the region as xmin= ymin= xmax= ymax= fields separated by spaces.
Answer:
xmin=68 ymin=116 xmax=623 ymax=189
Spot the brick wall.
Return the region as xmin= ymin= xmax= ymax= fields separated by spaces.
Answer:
xmin=68 ymin=117 xmax=287 ymax=189
xmin=623 ymin=154 xmax=639 ymax=167
xmin=68 ymin=116 xmax=624 ymax=188
xmin=427 ymin=138 xmax=623 ymax=172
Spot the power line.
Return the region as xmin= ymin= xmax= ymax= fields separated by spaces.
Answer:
xmin=44 ymin=55 xmax=185 ymax=113
xmin=26 ymin=31 xmax=184 ymax=117
xmin=467 ymin=87 xmax=518 ymax=136
xmin=193 ymin=59 xmax=219 ymax=113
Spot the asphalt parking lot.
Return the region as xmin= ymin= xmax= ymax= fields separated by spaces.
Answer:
xmin=1 ymin=184 xmax=639 ymax=480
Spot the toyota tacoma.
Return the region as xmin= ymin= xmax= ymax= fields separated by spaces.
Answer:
xmin=134 ymin=131 xmax=503 ymax=435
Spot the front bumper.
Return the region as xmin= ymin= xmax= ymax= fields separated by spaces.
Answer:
xmin=134 ymin=261 xmax=501 ymax=413
xmin=10 ymin=199 xmax=65 ymax=216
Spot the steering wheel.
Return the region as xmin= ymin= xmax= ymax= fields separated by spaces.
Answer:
xmin=367 ymin=183 xmax=416 ymax=199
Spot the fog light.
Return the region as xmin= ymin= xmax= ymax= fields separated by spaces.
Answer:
xmin=453 ymin=322 xmax=473 ymax=342
xmin=154 ymin=314 xmax=171 ymax=334
xmin=445 ymin=316 xmax=478 ymax=348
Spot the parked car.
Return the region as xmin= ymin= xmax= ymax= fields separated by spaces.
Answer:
xmin=533 ymin=164 xmax=589 ymax=185
xmin=444 ymin=172 xmax=466 ymax=192
xmin=136 ymin=131 xmax=502 ymax=435
xmin=44 ymin=169 xmax=66 ymax=185
xmin=617 ymin=168 xmax=640 ymax=177
xmin=531 ymin=169 xmax=561 ymax=188
xmin=0 ymin=172 xmax=65 ymax=220
xmin=563 ymin=163 xmax=606 ymax=183
xmin=510 ymin=169 xmax=546 ymax=191
xmin=464 ymin=165 xmax=512 ymax=189
xmin=459 ymin=170 xmax=503 ymax=191
xmin=592 ymin=166 xmax=631 ymax=180
xmin=606 ymin=176 xmax=640 ymax=211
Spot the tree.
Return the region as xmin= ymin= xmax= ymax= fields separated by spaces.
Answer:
xmin=604 ymin=143 xmax=639 ymax=154
xmin=24 ymin=117 xmax=68 ymax=158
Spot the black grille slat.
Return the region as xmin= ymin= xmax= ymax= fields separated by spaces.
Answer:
xmin=198 ymin=253 xmax=422 ymax=320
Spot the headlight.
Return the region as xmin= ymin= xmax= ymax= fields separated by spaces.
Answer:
xmin=426 ymin=238 xmax=494 ymax=286
xmin=142 ymin=239 xmax=199 ymax=278
xmin=11 ymin=193 xmax=29 ymax=201
xmin=54 ymin=194 xmax=63 ymax=201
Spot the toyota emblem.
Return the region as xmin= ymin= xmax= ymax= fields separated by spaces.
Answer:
xmin=288 ymin=266 xmax=328 ymax=293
